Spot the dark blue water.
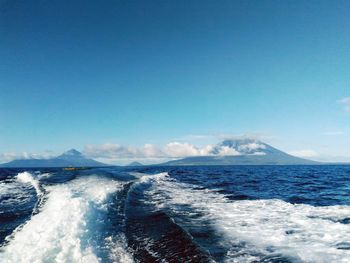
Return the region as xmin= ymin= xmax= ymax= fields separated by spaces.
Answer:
xmin=1 ymin=165 xmax=350 ymax=262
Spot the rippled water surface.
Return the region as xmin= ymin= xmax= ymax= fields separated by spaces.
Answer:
xmin=1 ymin=165 xmax=350 ymax=263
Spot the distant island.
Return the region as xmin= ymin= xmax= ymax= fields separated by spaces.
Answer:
xmin=159 ymin=139 xmax=319 ymax=166
xmin=0 ymin=149 xmax=107 ymax=168
xmin=0 ymin=139 xmax=320 ymax=168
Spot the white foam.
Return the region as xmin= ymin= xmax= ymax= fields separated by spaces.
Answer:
xmin=37 ymin=172 xmax=53 ymax=179
xmin=0 ymin=180 xmax=33 ymax=206
xmin=142 ymin=173 xmax=350 ymax=263
xmin=0 ymin=172 xmax=43 ymax=207
xmin=16 ymin=171 xmax=43 ymax=197
xmin=105 ymin=235 xmax=133 ymax=263
xmin=1 ymin=176 xmax=133 ymax=263
xmin=138 ymin=172 xmax=168 ymax=184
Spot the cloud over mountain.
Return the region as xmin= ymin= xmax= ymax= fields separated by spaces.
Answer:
xmin=83 ymin=142 xmax=211 ymax=159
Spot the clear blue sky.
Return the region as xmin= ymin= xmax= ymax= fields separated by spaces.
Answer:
xmin=0 ymin=0 xmax=350 ymax=162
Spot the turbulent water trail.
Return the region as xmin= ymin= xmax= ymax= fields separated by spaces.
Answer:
xmin=125 ymin=172 xmax=214 ymax=262
xmin=140 ymin=172 xmax=350 ymax=263
xmin=2 ymin=168 xmax=350 ymax=263
xmin=1 ymin=174 xmax=133 ymax=263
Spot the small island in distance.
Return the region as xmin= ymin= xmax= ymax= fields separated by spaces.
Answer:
xmin=0 ymin=149 xmax=106 ymax=168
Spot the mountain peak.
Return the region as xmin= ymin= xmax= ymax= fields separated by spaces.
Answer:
xmin=57 ymin=149 xmax=86 ymax=161
xmin=127 ymin=161 xmax=143 ymax=166
xmin=62 ymin=149 xmax=82 ymax=156
xmin=0 ymin=148 xmax=107 ymax=168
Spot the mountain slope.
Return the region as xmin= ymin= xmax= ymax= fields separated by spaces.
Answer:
xmin=160 ymin=139 xmax=319 ymax=166
xmin=0 ymin=149 xmax=107 ymax=168
xmin=127 ymin=161 xmax=143 ymax=166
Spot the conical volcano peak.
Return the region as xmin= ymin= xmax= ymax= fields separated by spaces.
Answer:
xmin=62 ymin=149 xmax=82 ymax=156
xmin=57 ymin=149 xmax=86 ymax=161
xmin=0 ymin=148 xmax=106 ymax=168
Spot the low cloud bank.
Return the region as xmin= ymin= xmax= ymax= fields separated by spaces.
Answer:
xmin=82 ymin=140 xmax=267 ymax=161
xmin=0 ymin=140 xmax=267 ymax=164
xmin=83 ymin=142 xmax=215 ymax=159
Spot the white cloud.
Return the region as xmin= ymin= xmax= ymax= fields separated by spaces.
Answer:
xmin=199 ymin=144 xmax=215 ymax=156
xmin=238 ymin=142 xmax=266 ymax=152
xmin=83 ymin=142 xmax=202 ymax=159
xmin=142 ymin=144 xmax=163 ymax=157
xmin=81 ymin=135 xmax=280 ymax=162
xmin=83 ymin=143 xmax=157 ymax=159
xmin=217 ymin=146 xmax=241 ymax=156
xmin=82 ymin=140 xmax=267 ymax=161
xmin=338 ymin=97 xmax=350 ymax=112
xmin=83 ymin=142 xmax=216 ymax=160
xmin=163 ymin=142 xmax=200 ymax=157
xmin=83 ymin=140 xmax=247 ymax=160
xmin=289 ymin=150 xmax=319 ymax=158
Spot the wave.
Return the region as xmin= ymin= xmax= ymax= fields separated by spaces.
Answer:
xmin=138 ymin=172 xmax=168 ymax=183
xmin=16 ymin=171 xmax=43 ymax=197
xmin=126 ymin=172 xmax=214 ymax=262
xmin=1 ymin=176 xmax=133 ymax=263
xmin=0 ymin=179 xmax=33 ymax=206
xmin=1 ymin=172 xmax=44 ymax=240
xmin=15 ymin=171 xmax=46 ymax=213
xmin=139 ymin=172 xmax=350 ymax=263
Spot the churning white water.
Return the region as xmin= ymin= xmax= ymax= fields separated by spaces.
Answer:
xmin=1 ymin=174 xmax=133 ymax=263
xmin=140 ymin=172 xmax=350 ymax=263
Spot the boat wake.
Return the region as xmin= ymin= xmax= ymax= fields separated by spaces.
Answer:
xmin=138 ymin=172 xmax=350 ymax=263
xmin=1 ymin=173 xmax=132 ymax=263
xmin=1 ymin=167 xmax=350 ymax=263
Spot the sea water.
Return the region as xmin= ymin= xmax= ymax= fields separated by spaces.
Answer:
xmin=1 ymin=165 xmax=350 ymax=262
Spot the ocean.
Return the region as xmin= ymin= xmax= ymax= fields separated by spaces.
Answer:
xmin=0 ymin=165 xmax=350 ymax=263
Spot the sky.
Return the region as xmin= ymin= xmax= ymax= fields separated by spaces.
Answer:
xmin=0 ymin=0 xmax=350 ymax=164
